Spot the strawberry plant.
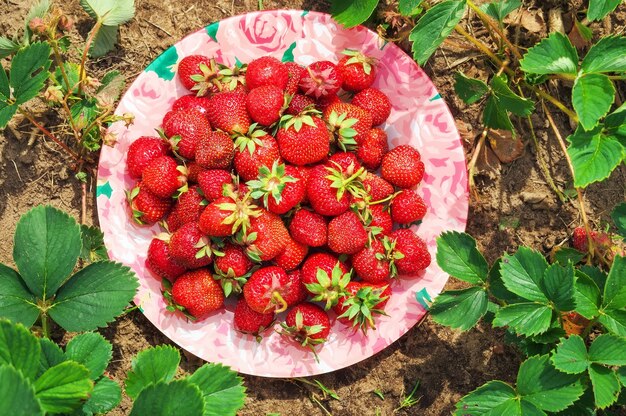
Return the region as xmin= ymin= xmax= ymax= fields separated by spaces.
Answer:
xmin=428 ymin=230 xmax=626 ymax=414
xmin=0 ymin=205 xmax=138 ymax=337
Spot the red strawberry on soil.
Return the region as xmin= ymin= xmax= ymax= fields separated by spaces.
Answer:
xmin=127 ymin=182 xmax=172 ymax=225
xmin=243 ymin=266 xmax=292 ymax=313
xmin=246 ymin=56 xmax=289 ymax=90
xmin=381 ymin=145 xmax=425 ymax=189
xmin=126 ymin=136 xmax=169 ymax=179
xmin=172 ymin=94 xmax=212 ymax=118
xmin=323 ymin=102 xmax=373 ymax=150
xmin=357 ymin=128 xmax=388 ymax=170
xmin=171 ymin=269 xmax=224 ymax=320
xmin=333 ymin=281 xmax=390 ymax=331
xmin=299 ymin=60 xmax=343 ymax=99
xmin=572 ymin=227 xmax=592 ymax=252
xmin=289 ymin=208 xmax=327 ymax=247
xmin=244 ymin=210 xmax=289 ymax=261
xmin=391 ymin=190 xmax=427 ymax=225
xmin=197 ymin=169 xmax=233 ymax=201
xmin=274 ymin=237 xmax=308 ymax=271
xmin=142 ymin=155 xmax=187 ymax=198
xmin=207 ymin=91 xmax=250 ymax=134
xmin=352 ymin=88 xmax=392 ymax=126
xmin=286 ymin=93 xmax=315 ymax=115
xmin=177 ymin=55 xmax=222 ymax=96
xmin=247 ymin=161 xmax=305 ymax=215
xmin=276 ymin=111 xmax=330 ymax=166
xmin=337 ymin=49 xmax=376 ymax=92
xmin=163 ymin=108 xmax=212 ymax=160
xmin=233 ymin=126 xmax=281 ymax=181
xmin=285 ymin=62 xmax=306 ymax=95
xmin=246 ymin=85 xmax=285 ymax=126
xmin=281 ymin=303 xmax=331 ymax=352
xmin=390 ymin=229 xmax=431 ymax=274
xmin=301 ymin=253 xmax=350 ymax=309
xmin=166 ymin=185 xmax=206 ymax=232
xmin=233 ymin=298 xmax=274 ymax=339
xmin=195 ymin=130 xmax=235 ymax=170
xmin=169 ymin=222 xmax=213 ymax=269
xmin=146 ymin=236 xmax=186 ymax=281
xmin=328 ymin=211 xmax=368 ymax=254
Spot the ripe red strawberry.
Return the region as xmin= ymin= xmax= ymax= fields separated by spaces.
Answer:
xmin=352 ymin=88 xmax=391 ymax=126
xmin=197 ymin=169 xmax=233 ymax=201
xmin=246 ymin=85 xmax=285 ymax=126
xmin=357 ymin=128 xmax=388 ymax=170
xmin=333 ymin=281 xmax=389 ymax=331
xmin=214 ymin=243 xmax=253 ymax=296
xmin=146 ymin=236 xmax=186 ymax=281
xmin=233 ymin=298 xmax=274 ymax=338
xmin=337 ymin=50 xmax=376 ymax=92
xmin=328 ymin=211 xmax=368 ymax=254
xmin=323 ymin=102 xmax=373 ymax=149
xmin=316 ymin=94 xmax=341 ymax=112
xmin=391 ymin=190 xmax=427 ymax=225
xmin=177 ymin=55 xmax=222 ymax=96
xmin=195 ymin=130 xmax=235 ymax=169
xmin=172 ymin=94 xmax=212 ymax=118
xmin=163 ymin=109 xmax=212 ymax=160
xmin=218 ymin=63 xmax=248 ymax=93
xmin=233 ymin=127 xmax=281 ymax=181
xmin=306 ymin=164 xmax=351 ymax=216
xmin=186 ymin=161 xmax=203 ymax=183
xmin=381 ymin=145 xmax=425 ymax=189
xmin=328 ymin=152 xmax=362 ymax=174
xmin=142 ymin=155 xmax=187 ymax=198
xmin=286 ymin=93 xmax=315 ymax=115
xmin=274 ymin=237 xmax=308 ymax=271
xmin=246 ymin=57 xmax=289 ymax=90
xmin=247 ymin=161 xmax=305 ymax=215
xmin=352 ymin=238 xmax=390 ymax=284
xmin=281 ymin=303 xmax=331 ymax=349
xmin=284 ymin=269 xmax=308 ymax=306
xmin=289 ymin=209 xmax=327 ymax=247
xmin=243 ymin=266 xmax=291 ymax=313
xmin=171 ymin=269 xmax=224 ymax=320
xmin=368 ymin=204 xmax=393 ymax=236
xmin=361 ymin=172 xmax=394 ymax=202
xmin=301 ymin=253 xmax=350 ymax=309
xmin=207 ymin=91 xmax=250 ymax=134
xmin=126 ymin=137 xmax=169 ymax=179
xmin=169 ymin=222 xmax=213 ymax=269
xmin=199 ymin=191 xmax=260 ymax=237
xmin=245 ymin=210 xmax=289 ymax=261
xmin=299 ymin=60 xmax=343 ymax=98
xmin=390 ymin=229 xmax=431 ymax=274
xmin=285 ymin=62 xmax=306 ymax=95
xmin=276 ymin=112 xmax=330 ymax=166
xmin=166 ymin=185 xmax=206 ymax=232
xmin=572 ymin=227 xmax=590 ymax=252
xmin=127 ymin=182 xmax=171 ymax=225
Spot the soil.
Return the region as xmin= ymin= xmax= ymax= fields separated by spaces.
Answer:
xmin=1 ymin=1 xmax=625 ymax=415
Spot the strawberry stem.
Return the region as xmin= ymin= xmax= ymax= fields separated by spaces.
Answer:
xmin=272 ymin=291 xmax=288 ymax=313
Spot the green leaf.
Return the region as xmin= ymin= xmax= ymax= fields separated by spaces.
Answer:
xmin=581 ymin=36 xmax=626 ymax=73
xmin=480 ymin=0 xmax=521 ymax=22
xmin=589 ymin=364 xmax=620 ymax=408
xmin=52 ymin=62 xmax=80 ymax=95
xmin=409 ymin=0 xmax=467 ymax=66
xmin=490 ymin=75 xmax=535 ymax=116
xmin=454 ymin=380 xmax=518 ymax=415
xmin=488 ymin=258 xmax=524 ymax=303
xmin=588 ymin=334 xmax=626 ymax=365
xmin=0 ymin=63 xmax=9 ymax=100
xmin=89 ymin=24 xmax=119 ymax=57
xmin=429 ymin=287 xmax=489 ymax=331
xmin=399 ymin=0 xmax=424 ymax=16
xmin=0 ymin=36 xmax=20 ymax=59
xmin=492 ymin=303 xmax=553 ymax=336
xmin=38 ymin=338 xmax=66 ymax=377
xmin=572 ymin=73 xmax=615 ymax=130
xmin=187 ymin=363 xmax=246 ymax=416
xmin=500 ymin=247 xmax=549 ymax=302
xmin=541 ymin=263 xmax=576 ymax=311
xmin=551 ymin=335 xmax=588 ymax=374
xmin=587 ymin=0 xmax=622 ymax=21
xmin=125 ymin=345 xmax=180 ymax=400
xmin=0 ymin=103 xmax=17 ymax=129
xmin=435 ymin=231 xmax=489 ymax=284
xmin=612 ymin=202 xmax=626 ymax=238
xmin=79 ymin=0 xmax=135 ymax=25
xmin=618 ymin=367 xmax=626 ymax=386
xmin=9 ymin=42 xmax=51 ymax=104
xmin=554 ymin=247 xmax=586 ymax=266
xmin=0 ymin=365 xmax=43 ymax=416
xmin=65 ymin=332 xmax=112 ymax=380
xmin=34 ymin=361 xmax=92 ymax=414
xmin=599 ymin=309 xmax=626 ymax=336
xmin=603 ymin=256 xmax=626 ymax=309
xmin=48 ymin=261 xmax=138 ymax=331
xmin=13 ymin=205 xmax=81 ymax=299
xmin=130 ymin=380 xmax=205 ymax=416
xmin=0 ymin=263 xmax=39 ymax=327
xmin=580 ymin=265 xmax=607 ymax=292
xmin=0 ymin=319 xmax=40 ymax=380
xmin=605 ymin=101 xmax=626 ymax=129
xmin=80 ymin=225 xmax=109 ymax=263
xmin=330 ymin=0 xmax=378 ymax=28
xmin=95 ymin=71 xmax=125 ymax=106
xmin=520 ymin=32 xmax=579 ymax=75
xmin=483 ymin=94 xmax=514 ymax=130
xmin=574 ymin=270 xmax=601 ymax=319
xmin=71 ymin=98 xmax=99 ymax=130
xmin=454 ymin=72 xmax=488 ymax=104
xmin=567 ymin=126 xmax=624 ymax=188
xmin=517 ymin=355 xmax=585 ymax=412
xmin=82 ymin=376 xmax=121 ymax=415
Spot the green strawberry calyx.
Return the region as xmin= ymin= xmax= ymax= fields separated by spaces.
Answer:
xmin=305 ymin=263 xmax=351 ymax=310
xmin=247 ymin=160 xmax=298 ymax=208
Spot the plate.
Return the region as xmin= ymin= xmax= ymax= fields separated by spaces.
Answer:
xmin=97 ymin=10 xmax=468 ymax=377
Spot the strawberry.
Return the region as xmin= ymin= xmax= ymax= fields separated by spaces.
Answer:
xmin=172 ymin=94 xmax=212 ymax=119
xmin=274 ymin=237 xmax=308 ymax=271
xmin=243 ymin=266 xmax=291 ymax=313
xmin=233 ymin=126 xmax=281 ymax=181
xmin=142 ymin=155 xmax=187 ymax=198
xmin=357 ymin=128 xmax=388 ymax=170
xmin=572 ymin=227 xmax=590 ymax=252
xmin=323 ymin=102 xmax=373 ymax=150
xmin=351 ymin=88 xmax=391 ymax=126
xmin=246 ymin=85 xmax=285 ymax=126
xmin=247 ymin=161 xmax=305 ymax=214
xmin=306 ymin=164 xmax=351 ymax=216
xmin=276 ymin=111 xmax=330 ymax=166
xmin=368 ymin=204 xmax=393 ymax=236
xmin=214 ymin=243 xmax=253 ymax=296
xmin=171 ymin=269 xmax=224 ymax=320
xmin=207 ymin=91 xmax=250 ymax=134
xmin=281 ymin=303 xmax=331 ymax=351
xmin=218 ymin=63 xmax=248 ymax=92
xmin=198 ymin=191 xmax=260 ymax=237
xmin=286 ymin=93 xmax=315 ymax=115
xmin=166 ymin=185 xmax=206 ymax=232
xmin=195 ymin=130 xmax=235 ymax=169
xmin=127 ymin=182 xmax=171 ymax=225
xmin=390 ymin=229 xmax=431 ymax=274
xmin=177 ymin=55 xmax=222 ymax=96
xmin=146 ymin=236 xmax=186 ymax=281
xmin=301 ymin=252 xmax=350 ymax=309
xmin=352 ymin=238 xmax=392 ymax=284
xmin=337 ymin=50 xmax=376 ymax=92
xmin=299 ymin=60 xmax=343 ymax=99
xmin=285 ymin=62 xmax=306 ymax=95
xmin=244 ymin=210 xmax=289 ymax=261
xmin=289 ymin=208 xmax=327 ymax=247
xmin=327 ymin=211 xmax=368 ymax=254
xmin=126 ymin=136 xmax=169 ymax=179
xmin=197 ymin=169 xmax=233 ymax=202
xmin=316 ymin=94 xmax=341 ymax=112
xmin=186 ymin=161 xmax=204 ymax=183
xmin=245 ymin=56 xmax=289 ymax=90
xmin=381 ymin=145 xmax=425 ymax=189
xmin=391 ymin=190 xmax=426 ymax=225
xmin=284 ymin=269 xmax=308 ymax=306
xmin=328 ymin=152 xmax=362 ymax=175
xmin=169 ymin=222 xmax=213 ymax=269
xmin=233 ymin=298 xmax=274 ymax=339
xmin=163 ymin=108 xmax=211 ymax=160
xmin=361 ymin=172 xmax=394 ymax=202
xmin=333 ymin=281 xmax=389 ymax=331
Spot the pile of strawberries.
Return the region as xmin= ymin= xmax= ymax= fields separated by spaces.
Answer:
xmin=125 ymin=49 xmax=431 ymax=354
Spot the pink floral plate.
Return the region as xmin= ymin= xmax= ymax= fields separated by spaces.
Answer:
xmin=97 ymin=10 xmax=468 ymax=377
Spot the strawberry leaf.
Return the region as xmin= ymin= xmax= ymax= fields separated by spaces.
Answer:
xmin=492 ymin=302 xmax=553 ymax=336
xmin=38 ymin=338 xmax=66 ymax=377
xmin=454 ymin=72 xmax=488 ymax=105
xmin=125 ymin=345 xmax=180 ymax=400
xmin=587 ymin=0 xmax=622 ymax=21
xmin=574 ymin=270 xmax=601 ymax=319
xmin=499 ymin=247 xmax=549 ymax=303
xmin=602 ymin=255 xmax=626 ymax=310
xmin=34 ymin=361 xmax=93 ymax=414
xmin=187 ymin=363 xmax=246 ymax=416
xmin=0 ymin=365 xmax=43 ymax=416
xmin=430 ymin=287 xmax=488 ymax=331
xmin=436 ymin=231 xmax=489 ymax=284
xmin=520 ymin=32 xmax=579 ymax=75
xmin=0 ymin=36 xmax=20 ymax=59
xmin=540 ymin=263 xmax=576 ymax=311
xmin=64 ymin=332 xmax=112 ymax=380
xmin=79 ymin=0 xmax=135 ymax=26
xmin=0 ymin=263 xmax=39 ymax=327
xmin=490 ymin=75 xmax=535 ymax=117
xmin=581 ymin=36 xmax=626 ymax=74
xmin=551 ymin=335 xmax=588 ymax=374
xmin=589 ymin=364 xmax=621 ymax=408
xmin=130 ymin=380 xmax=205 ymax=416
xmin=10 ymin=42 xmax=51 ymax=105
xmin=330 ymin=0 xmax=378 ymax=28
xmin=611 ymin=202 xmax=626 ymax=239
xmin=82 ymin=376 xmax=122 ymax=415
xmin=454 ymin=381 xmax=521 ymax=415
xmin=479 ymin=0 xmax=521 ymax=23
xmin=0 ymin=319 xmax=41 ymax=380
xmin=567 ymin=126 xmax=624 ymax=188
xmin=399 ymin=0 xmax=424 ymax=16
xmin=80 ymin=224 xmax=109 ymax=263
xmin=572 ymin=73 xmax=615 ymax=131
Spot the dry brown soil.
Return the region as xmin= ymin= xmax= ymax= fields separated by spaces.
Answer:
xmin=1 ymin=1 xmax=625 ymax=415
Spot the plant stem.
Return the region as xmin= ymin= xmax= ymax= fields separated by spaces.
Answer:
xmin=454 ymin=24 xmax=504 ymax=66
xmin=41 ymin=314 xmax=50 ymax=338
xmin=466 ymin=0 xmax=523 ymax=60
xmin=49 ymin=39 xmax=82 ymax=141
xmin=19 ymin=108 xmax=82 ymax=163
xmin=536 ymin=88 xmax=579 ymax=122
xmin=78 ymin=19 xmax=102 ymax=95
xmin=467 ymin=127 xmax=489 ymax=191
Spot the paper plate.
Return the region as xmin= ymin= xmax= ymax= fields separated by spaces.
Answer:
xmin=97 ymin=10 xmax=468 ymax=377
